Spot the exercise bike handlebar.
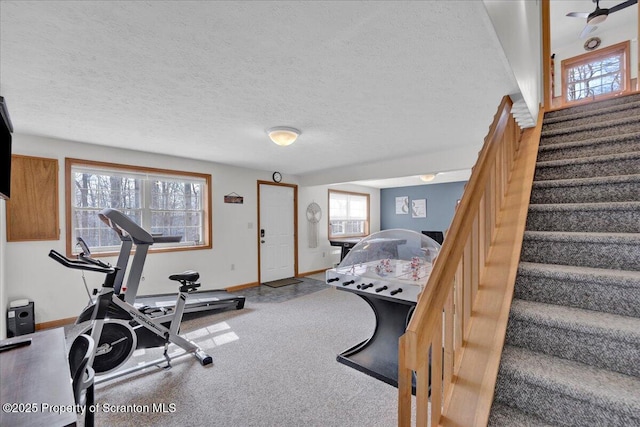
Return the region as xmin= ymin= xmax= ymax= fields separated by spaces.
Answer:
xmin=48 ymin=250 xmax=116 ymax=274
xmin=78 ymin=252 xmax=112 ymax=270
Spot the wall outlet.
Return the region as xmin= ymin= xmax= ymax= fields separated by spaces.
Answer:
xmin=322 ymin=252 xmax=326 ymax=257
xmin=231 ymin=264 xmax=235 ymax=270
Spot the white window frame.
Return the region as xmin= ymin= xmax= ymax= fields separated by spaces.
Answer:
xmin=328 ymin=189 xmax=370 ymax=239
xmin=66 ymin=158 xmax=211 ymax=257
xmin=562 ymin=40 xmax=631 ymax=105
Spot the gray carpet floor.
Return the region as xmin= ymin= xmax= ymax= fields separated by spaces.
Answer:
xmin=82 ymin=277 xmax=406 ymax=426
xmin=488 ymin=93 xmax=640 ymax=426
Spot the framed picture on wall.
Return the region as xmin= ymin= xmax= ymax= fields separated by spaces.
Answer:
xmin=411 ymin=199 xmax=426 ymax=218
xmin=396 ymin=196 xmax=409 ymax=214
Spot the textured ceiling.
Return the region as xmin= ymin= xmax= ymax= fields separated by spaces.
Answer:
xmin=1 ymin=1 xmax=521 ymax=186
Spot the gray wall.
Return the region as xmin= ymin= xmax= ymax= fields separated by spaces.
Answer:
xmin=380 ymin=181 xmax=466 ymax=235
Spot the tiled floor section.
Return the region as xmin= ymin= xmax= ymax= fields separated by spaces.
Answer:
xmin=239 ymin=276 xmax=328 ymax=304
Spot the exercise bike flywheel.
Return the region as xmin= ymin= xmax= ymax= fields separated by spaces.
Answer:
xmin=79 ymin=319 xmax=137 ymax=374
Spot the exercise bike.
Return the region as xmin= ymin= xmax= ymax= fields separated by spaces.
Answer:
xmin=49 ymin=248 xmax=213 ymax=384
xmin=97 ymin=208 xmax=244 ymax=315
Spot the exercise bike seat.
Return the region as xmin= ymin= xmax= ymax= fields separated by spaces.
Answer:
xmin=169 ymin=271 xmax=200 ymax=283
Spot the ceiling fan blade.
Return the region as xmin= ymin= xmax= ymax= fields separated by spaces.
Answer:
xmin=610 ymin=0 xmax=638 ymax=13
xmin=580 ymin=24 xmax=598 ymax=39
xmin=567 ymin=11 xmax=590 ymax=18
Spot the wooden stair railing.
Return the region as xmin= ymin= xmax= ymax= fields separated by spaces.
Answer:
xmin=398 ymin=96 xmax=544 ymax=426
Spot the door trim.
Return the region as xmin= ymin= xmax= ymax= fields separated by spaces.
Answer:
xmin=257 ymin=180 xmax=298 ymax=284
xmin=542 ymin=0 xmax=551 ymax=109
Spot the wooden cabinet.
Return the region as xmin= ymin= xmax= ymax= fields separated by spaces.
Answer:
xmin=6 ymin=155 xmax=59 ymax=241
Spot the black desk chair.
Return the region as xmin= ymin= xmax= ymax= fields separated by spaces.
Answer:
xmin=69 ymin=334 xmax=95 ymax=427
xmin=421 ymin=231 xmax=444 ymax=245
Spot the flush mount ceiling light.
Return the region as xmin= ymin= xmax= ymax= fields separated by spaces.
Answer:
xmin=419 ymin=174 xmax=437 ymax=182
xmin=267 ymin=126 xmax=300 ymax=146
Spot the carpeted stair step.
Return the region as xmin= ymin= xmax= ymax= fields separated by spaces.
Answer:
xmin=536 ymin=131 xmax=640 ymax=162
xmin=540 ymin=115 xmax=640 ymax=146
xmin=505 ymin=299 xmax=640 ymax=377
xmin=492 ymin=93 xmax=640 ymax=426
xmin=543 ymin=92 xmax=640 ymax=120
xmin=493 ymin=346 xmax=640 ymax=427
xmin=542 ymin=101 xmax=640 ymax=131
xmin=526 ymin=201 xmax=640 ymax=233
xmin=520 ymin=231 xmax=640 ymax=271
xmin=530 ymin=174 xmax=640 ymax=204
xmin=514 ymin=262 xmax=640 ymax=318
xmin=488 ymin=402 xmax=554 ymax=427
xmin=534 ymin=151 xmax=640 ymax=181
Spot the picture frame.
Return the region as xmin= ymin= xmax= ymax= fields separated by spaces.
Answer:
xmin=411 ymin=199 xmax=426 ymax=218
xmin=395 ymin=196 xmax=409 ymax=214
xmin=224 ymin=192 xmax=244 ymax=204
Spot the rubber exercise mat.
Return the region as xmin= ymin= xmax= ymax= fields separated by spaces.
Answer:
xmin=262 ymin=278 xmax=303 ymax=288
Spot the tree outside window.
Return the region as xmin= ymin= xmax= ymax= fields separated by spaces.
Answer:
xmin=562 ymin=41 xmax=630 ymax=105
xmin=66 ymin=158 xmax=211 ymax=256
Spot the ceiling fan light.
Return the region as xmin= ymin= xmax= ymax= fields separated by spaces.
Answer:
xmin=419 ymin=174 xmax=436 ymax=182
xmin=587 ymin=13 xmax=607 ymax=25
xmin=267 ymin=127 xmax=300 ymax=146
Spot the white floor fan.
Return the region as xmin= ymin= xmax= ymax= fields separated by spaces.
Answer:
xmin=306 ymin=202 xmax=322 ymax=248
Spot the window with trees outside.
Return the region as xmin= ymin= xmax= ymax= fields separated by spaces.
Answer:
xmin=66 ymin=158 xmax=211 ymax=256
xmin=328 ymin=189 xmax=370 ymax=239
xmin=562 ymin=40 xmax=630 ymax=105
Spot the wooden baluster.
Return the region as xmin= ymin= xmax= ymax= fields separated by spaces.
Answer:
xmin=478 ymin=193 xmax=487 ymax=281
xmin=443 ymin=287 xmax=454 ymax=400
xmin=497 ymin=136 xmax=504 ymax=210
xmin=494 ymin=157 xmax=500 ymax=229
xmin=398 ymin=334 xmax=412 ymax=427
xmin=463 ymin=234 xmax=472 ymax=342
xmin=486 ymin=167 xmax=496 ymax=244
xmin=416 ymin=356 xmax=429 ymax=427
xmin=454 ymin=259 xmax=463 ymax=365
xmin=471 ymin=213 xmax=479 ymax=302
xmin=502 ymin=133 xmax=508 ymax=202
xmin=516 ymin=116 xmax=520 ymax=149
xmin=430 ymin=314 xmax=443 ymax=426
xmin=505 ymin=130 xmax=510 ymax=195
xmin=506 ymin=124 xmax=513 ymax=179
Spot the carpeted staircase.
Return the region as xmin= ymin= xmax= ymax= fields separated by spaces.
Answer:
xmin=488 ymin=93 xmax=640 ymax=426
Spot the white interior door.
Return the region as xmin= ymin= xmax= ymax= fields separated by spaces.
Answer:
xmin=259 ymin=184 xmax=295 ymax=283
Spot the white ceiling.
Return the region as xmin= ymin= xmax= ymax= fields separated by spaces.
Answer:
xmin=0 ymin=1 xmax=524 ymax=189
xmin=1 ymin=2 xmax=635 ymax=189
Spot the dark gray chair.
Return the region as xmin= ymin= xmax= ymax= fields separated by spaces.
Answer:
xmin=69 ymin=334 xmax=95 ymax=427
xmin=421 ymin=230 xmax=444 ymax=245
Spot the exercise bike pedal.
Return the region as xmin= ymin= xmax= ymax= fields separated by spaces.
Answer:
xmin=150 ymin=358 xmax=172 ymax=371
xmin=160 ymin=355 xmax=172 ymax=370
xmin=157 ymin=343 xmax=173 ymax=370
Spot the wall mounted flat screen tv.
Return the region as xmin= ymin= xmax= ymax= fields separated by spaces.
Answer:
xmin=0 ymin=96 xmax=13 ymax=200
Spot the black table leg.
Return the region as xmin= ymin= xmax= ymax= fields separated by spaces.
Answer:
xmin=337 ymin=294 xmax=418 ymax=393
